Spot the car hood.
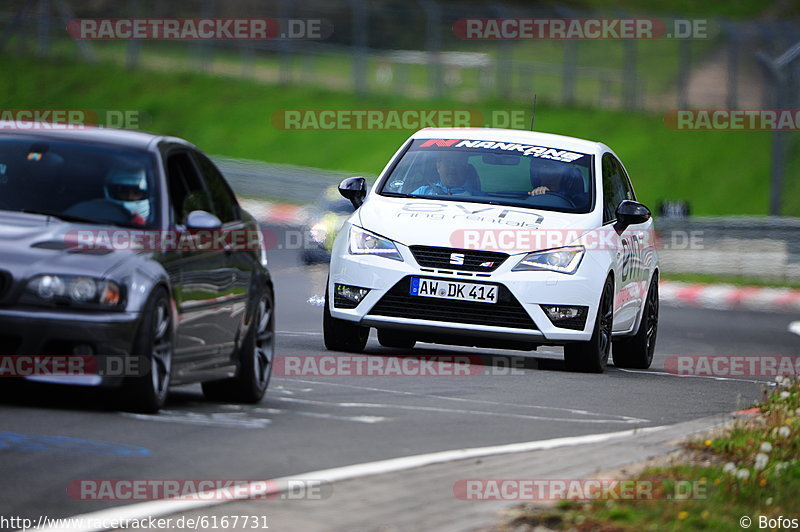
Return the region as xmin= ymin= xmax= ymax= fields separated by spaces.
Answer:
xmin=355 ymin=195 xmax=598 ymax=252
xmin=0 ymin=211 xmax=137 ymax=279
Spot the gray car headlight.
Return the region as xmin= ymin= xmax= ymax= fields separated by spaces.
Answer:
xmin=25 ymin=275 xmax=123 ymax=308
xmin=512 ymin=246 xmax=585 ymax=274
xmin=348 ymin=226 xmax=403 ymax=261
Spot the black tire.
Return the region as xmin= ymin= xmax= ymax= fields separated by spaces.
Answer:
xmin=120 ymin=287 xmax=173 ymax=413
xmin=323 ymin=288 xmax=368 ymax=353
xmin=377 ymin=329 xmax=416 ymax=349
xmin=202 ymin=286 xmax=275 ymax=403
xmin=613 ymin=274 xmax=659 ymax=369
xmin=564 ymin=276 xmax=614 ymax=373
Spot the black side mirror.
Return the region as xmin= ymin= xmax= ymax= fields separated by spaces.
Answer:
xmin=185 ymin=210 xmax=223 ymax=230
xmin=339 ymin=177 xmax=367 ymax=209
xmin=614 ymin=200 xmax=651 ymax=232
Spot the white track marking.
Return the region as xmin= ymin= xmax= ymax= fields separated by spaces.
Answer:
xmin=790 ymin=321 xmax=800 ymax=337
xmin=291 ymin=411 xmax=388 ymax=423
xmin=277 ymin=377 xmax=645 ymax=420
xmin=120 ymin=411 xmax=271 ymax=429
xmin=122 ymin=404 xmax=385 ymax=427
xmin=270 ymin=395 xmax=648 ymax=424
xmin=612 ymin=367 xmax=775 ymax=385
xmin=33 ymin=426 xmax=667 ymax=532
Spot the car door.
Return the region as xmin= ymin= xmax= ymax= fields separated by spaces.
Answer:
xmin=602 ymin=153 xmax=642 ymax=332
xmin=163 ymin=148 xmax=233 ymax=363
xmin=189 ymin=150 xmax=252 ymax=356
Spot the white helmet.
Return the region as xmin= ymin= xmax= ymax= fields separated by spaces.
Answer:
xmin=104 ymin=167 xmax=150 ymax=222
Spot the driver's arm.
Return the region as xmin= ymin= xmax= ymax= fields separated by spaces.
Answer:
xmin=528 ymin=186 xmax=550 ymax=196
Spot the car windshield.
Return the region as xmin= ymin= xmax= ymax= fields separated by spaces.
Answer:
xmin=0 ymin=136 xmax=159 ymax=228
xmin=379 ymin=138 xmax=594 ymax=214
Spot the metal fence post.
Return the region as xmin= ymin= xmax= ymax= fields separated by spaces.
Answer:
xmin=195 ymin=0 xmax=214 ymax=73
xmin=348 ymin=0 xmax=367 ymax=96
xmin=562 ymin=41 xmax=578 ymax=106
xmin=37 ymin=0 xmax=49 ymax=57
xmin=0 ymin=0 xmax=34 ymax=54
xmin=421 ymin=0 xmax=443 ymax=100
xmin=622 ymin=38 xmax=638 ymax=109
xmin=126 ymin=0 xmax=141 ymax=69
xmin=278 ymin=0 xmax=292 ymax=85
xmin=677 ymin=30 xmax=691 ymax=108
xmin=493 ymin=3 xmax=513 ymax=101
xmin=757 ymin=40 xmax=800 ymax=216
xmin=53 ymin=0 xmax=96 ymax=61
xmin=725 ymin=21 xmax=739 ymax=110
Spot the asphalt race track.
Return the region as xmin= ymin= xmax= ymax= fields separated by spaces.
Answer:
xmin=1 ymin=224 xmax=798 ymax=524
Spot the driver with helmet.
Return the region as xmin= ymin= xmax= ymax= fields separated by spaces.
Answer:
xmin=104 ymin=167 xmax=150 ymax=226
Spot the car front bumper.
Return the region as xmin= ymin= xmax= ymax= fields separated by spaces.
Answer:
xmin=0 ymin=306 xmax=142 ymax=387
xmin=329 ymin=245 xmax=609 ymax=345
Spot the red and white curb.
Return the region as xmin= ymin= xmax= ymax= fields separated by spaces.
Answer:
xmin=238 ymin=198 xmax=304 ymax=225
xmin=660 ymin=281 xmax=800 ymax=312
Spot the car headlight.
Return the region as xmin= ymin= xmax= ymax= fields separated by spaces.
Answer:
xmin=348 ymin=226 xmax=403 ymax=261
xmin=25 ymin=275 xmax=123 ymax=308
xmin=512 ymin=246 xmax=585 ymax=274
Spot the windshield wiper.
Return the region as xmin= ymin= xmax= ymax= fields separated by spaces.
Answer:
xmin=380 ymin=192 xmax=415 ymax=198
xmin=486 ymin=191 xmax=530 ymax=198
xmin=21 ymin=209 xmax=123 ymax=226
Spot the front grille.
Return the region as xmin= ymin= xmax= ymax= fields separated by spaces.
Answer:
xmin=333 ymin=292 xmax=359 ymax=309
xmin=409 ymin=246 xmax=508 ymax=272
xmin=368 ymin=276 xmax=537 ymax=329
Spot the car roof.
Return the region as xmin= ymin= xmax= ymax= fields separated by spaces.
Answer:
xmin=412 ymin=127 xmax=605 ymax=155
xmin=0 ymin=123 xmax=194 ymax=151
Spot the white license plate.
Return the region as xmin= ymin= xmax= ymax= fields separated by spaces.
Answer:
xmin=409 ymin=278 xmax=498 ymax=304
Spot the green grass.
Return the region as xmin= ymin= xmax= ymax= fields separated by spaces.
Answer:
xmin=0 ymin=53 xmax=791 ymax=216
xmin=501 ymin=379 xmax=800 ymax=531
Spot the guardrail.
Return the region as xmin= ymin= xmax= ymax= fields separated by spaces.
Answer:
xmin=212 ymin=156 xmax=360 ymax=205
xmin=657 ymin=217 xmax=800 ymax=282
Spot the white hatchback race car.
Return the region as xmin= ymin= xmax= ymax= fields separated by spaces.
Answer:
xmin=324 ymin=128 xmax=659 ymax=372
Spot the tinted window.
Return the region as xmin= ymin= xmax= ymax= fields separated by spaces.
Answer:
xmin=615 ymin=158 xmax=636 ymax=202
xmin=192 ymin=152 xmax=239 ymax=223
xmin=166 ymin=151 xmax=213 ymax=225
xmin=0 ymin=136 xmax=158 ymax=228
xmin=602 ymin=153 xmax=631 ymax=223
